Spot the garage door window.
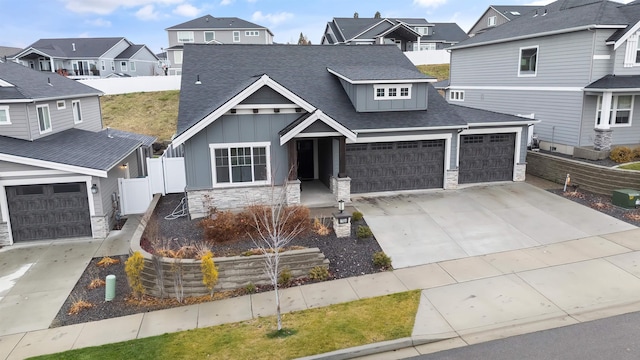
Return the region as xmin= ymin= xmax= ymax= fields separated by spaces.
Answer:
xmin=16 ymin=185 xmax=44 ymax=195
xmin=490 ymin=134 xmax=512 ymax=143
xmin=53 ymin=183 xmax=81 ymax=193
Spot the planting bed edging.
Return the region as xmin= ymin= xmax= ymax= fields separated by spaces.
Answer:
xmin=129 ymin=195 xmax=329 ymax=297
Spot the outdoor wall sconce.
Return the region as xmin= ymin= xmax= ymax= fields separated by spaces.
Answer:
xmin=91 ymin=184 xmax=99 ymax=194
xmin=195 ymin=74 xmax=201 ymax=85
xmin=121 ymin=164 xmax=128 ymax=169
xmin=253 ymin=108 xmax=259 ymax=113
xmin=338 ymin=199 xmax=345 ymax=213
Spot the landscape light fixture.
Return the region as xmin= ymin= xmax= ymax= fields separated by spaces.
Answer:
xmin=338 ymin=199 xmax=345 ymax=213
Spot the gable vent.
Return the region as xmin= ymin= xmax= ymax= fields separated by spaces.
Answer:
xmin=230 ymin=109 xmax=236 ymax=114
xmin=72 ymin=43 xmax=76 ymax=51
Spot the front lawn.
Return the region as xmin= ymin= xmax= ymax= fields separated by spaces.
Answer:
xmin=32 ymin=290 xmax=421 ymax=360
xmin=619 ymin=162 xmax=640 ymax=171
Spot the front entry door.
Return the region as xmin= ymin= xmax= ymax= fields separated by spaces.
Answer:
xmin=297 ymin=139 xmax=314 ymax=180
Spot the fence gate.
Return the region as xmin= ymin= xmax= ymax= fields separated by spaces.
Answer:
xmin=118 ymin=178 xmax=153 ymax=215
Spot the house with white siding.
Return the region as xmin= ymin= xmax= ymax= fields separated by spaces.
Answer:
xmin=467 ymin=5 xmax=540 ymax=37
xmin=447 ymin=0 xmax=640 ymax=157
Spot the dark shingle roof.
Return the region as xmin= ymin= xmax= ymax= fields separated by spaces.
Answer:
xmin=452 ymin=0 xmax=634 ymax=49
xmin=585 ymin=74 xmax=640 ymax=89
xmin=115 ymin=45 xmax=145 ymax=59
xmin=166 ymin=14 xmax=272 ymax=34
xmin=426 ymin=23 xmax=468 ymax=43
xmin=106 ymin=128 xmax=156 ymax=147
xmin=331 ymin=18 xmax=385 ymax=41
xmin=0 ymin=128 xmax=143 ymax=172
xmin=0 ymin=46 xmax=21 ymax=58
xmin=20 ymin=38 xmax=128 ymax=58
xmin=176 ymin=44 xmax=530 ymax=138
xmin=328 ymin=65 xmax=434 ymax=82
xmin=0 ymin=61 xmax=101 ymax=100
xmin=432 ymin=79 xmax=450 ymax=89
xmin=329 ymin=18 xmax=466 ymax=44
xmin=491 ymin=5 xmax=541 ymax=20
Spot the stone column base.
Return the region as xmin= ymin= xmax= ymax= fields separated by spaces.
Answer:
xmin=445 ymin=170 xmax=459 ymax=189
xmin=286 ymin=179 xmax=301 ymax=205
xmin=91 ymin=215 xmax=110 ymax=239
xmin=514 ymin=163 xmax=527 ymax=182
xmin=331 ymin=176 xmax=351 ymax=202
xmin=332 ymin=212 xmax=351 ymax=238
xmin=0 ymin=222 xmax=10 ymax=246
xmin=594 ymin=128 xmax=613 ymax=151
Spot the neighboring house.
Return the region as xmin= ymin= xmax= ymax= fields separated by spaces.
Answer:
xmin=0 ymin=61 xmax=155 ymax=245
xmin=0 ymin=46 xmax=21 ymax=61
xmin=165 ymin=14 xmax=274 ymax=76
xmin=320 ymin=17 xmax=468 ymax=51
xmin=467 ymin=5 xmax=540 ymax=36
xmin=10 ymin=38 xmax=160 ymax=78
xmin=172 ymin=44 xmax=534 ymax=217
xmin=447 ymin=0 xmax=640 ymax=155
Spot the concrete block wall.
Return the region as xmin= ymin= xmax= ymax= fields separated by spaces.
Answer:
xmin=526 ymin=151 xmax=640 ymax=195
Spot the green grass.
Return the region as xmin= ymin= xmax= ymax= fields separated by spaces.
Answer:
xmin=619 ymin=162 xmax=640 ymax=171
xmin=101 ymin=90 xmax=180 ymax=142
xmin=31 ymin=290 xmax=421 ymax=360
xmin=416 ymin=64 xmax=450 ymax=81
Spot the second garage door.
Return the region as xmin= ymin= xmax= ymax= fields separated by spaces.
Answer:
xmin=346 ymin=140 xmax=445 ymax=193
xmin=6 ymin=183 xmax=92 ymax=242
xmin=459 ymin=133 xmax=515 ymax=184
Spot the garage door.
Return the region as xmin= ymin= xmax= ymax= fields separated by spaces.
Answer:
xmin=6 ymin=183 xmax=92 ymax=242
xmin=459 ymin=133 xmax=515 ymax=184
xmin=346 ymin=140 xmax=445 ymax=193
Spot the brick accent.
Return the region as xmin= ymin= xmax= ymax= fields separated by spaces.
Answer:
xmin=526 ymin=151 xmax=640 ymax=195
xmin=514 ymin=163 xmax=527 ymax=182
xmin=0 ymin=222 xmax=10 ymax=246
xmin=594 ymin=128 xmax=613 ymax=151
xmin=187 ymin=185 xmax=287 ymax=219
xmin=91 ymin=215 xmax=109 ymax=239
xmin=445 ymin=170 xmax=459 ymax=189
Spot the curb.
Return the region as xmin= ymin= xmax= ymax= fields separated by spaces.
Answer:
xmin=295 ymin=336 xmax=447 ymax=360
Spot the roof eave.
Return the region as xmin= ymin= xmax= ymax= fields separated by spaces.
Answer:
xmin=327 ymin=67 xmax=434 ymax=84
xmin=0 ymin=153 xmax=108 ymax=177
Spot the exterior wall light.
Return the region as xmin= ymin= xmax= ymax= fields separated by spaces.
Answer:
xmin=338 ymin=199 xmax=345 ymax=213
xmin=91 ymin=184 xmax=99 ymax=194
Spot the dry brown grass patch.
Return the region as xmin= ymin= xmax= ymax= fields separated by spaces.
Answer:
xmin=312 ymin=217 xmax=331 ymax=236
xmin=96 ymin=256 xmax=120 ymax=267
xmin=68 ymin=299 xmax=94 ymax=315
xmin=563 ymin=190 xmax=585 ymax=199
xmin=87 ymin=278 xmax=106 ymax=290
xmin=590 ymin=201 xmax=612 ymax=210
xmin=624 ymin=212 xmax=640 ymax=221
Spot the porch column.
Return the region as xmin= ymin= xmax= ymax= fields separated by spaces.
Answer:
xmin=49 ymin=57 xmax=55 ymax=73
xmin=338 ymin=137 xmax=347 ymax=178
xmin=288 ymin=140 xmax=298 ymax=180
xmin=417 ymin=36 xmax=421 ymax=51
xmin=594 ymin=91 xmax=613 ymax=151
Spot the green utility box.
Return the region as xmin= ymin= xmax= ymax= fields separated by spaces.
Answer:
xmin=612 ymin=189 xmax=640 ymax=209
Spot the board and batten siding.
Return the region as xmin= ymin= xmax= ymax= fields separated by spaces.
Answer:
xmin=580 ymin=95 xmax=640 ymax=146
xmin=339 ymin=81 xmax=428 ymax=112
xmin=26 ymin=96 xmax=102 ymax=140
xmin=0 ymin=103 xmax=30 ymax=140
xmin=241 ymin=86 xmax=292 ymax=104
xmin=184 ymin=113 xmax=299 ymax=190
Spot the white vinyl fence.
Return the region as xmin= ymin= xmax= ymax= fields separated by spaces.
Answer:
xmin=78 ymin=75 xmax=181 ymax=95
xmin=403 ymin=50 xmax=450 ymax=65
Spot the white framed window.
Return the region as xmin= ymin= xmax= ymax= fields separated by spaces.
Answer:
xmin=488 ymin=16 xmax=497 ymax=27
xmin=100 ymin=60 xmax=106 ymax=71
xmin=413 ymin=42 xmax=436 ymax=51
xmin=0 ymin=106 xmax=11 ymax=125
xmin=204 ymin=31 xmax=215 ymax=42
xmin=56 ymin=100 xmax=66 ymax=110
xmin=72 ymin=100 xmax=83 ymax=124
xmin=449 ymin=90 xmax=465 ymax=102
xmin=174 ymin=51 xmax=183 ymax=65
xmin=373 ymin=84 xmax=412 ymax=100
xmin=177 ymin=31 xmax=194 ymax=43
xmin=415 ymin=27 xmax=429 ymax=35
xmin=120 ymin=61 xmax=128 ymax=72
xmin=245 ymin=30 xmax=259 ymax=36
xmin=596 ymin=95 xmax=633 ymax=127
xmin=36 ymin=104 xmax=51 ymax=134
xmin=518 ymin=46 xmax=538 ymax=77
xmin=111 ymin=61 xmax=115 ymax=71
xmin=233 ymin=31 xmax=240 ymax=42
xmin=209 ymin=142 xmax=271 ymax=187
xmin=130 ymin=61 xmax=136 ymax=72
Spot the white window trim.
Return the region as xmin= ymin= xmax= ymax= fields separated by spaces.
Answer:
xmin=245 ymin=30 xmax=259 ymax=36
xmin=100 ymin=60 xmax=106 ymax=71
xmin=72 ymin=100 xmax=83 ymax=124
xmin=233 ymin=31 xmax=241 ymax=42
xmin=518 ymin=45 xmax=538 ymax=77
xmin=36 ymin=104 xmax=52 ymax=134
xmin=130 ymin=61 xmax=136 ymax=72
xmin=596 ymin=94 xmax=634 ymax=127
xmin=373 ymin=84 xmax=412 ymax=100
xmin=488 ymin=16 xmax=497 ymax=27
xmin=204 ymin=31 xmax=215 ymax=42
xmin=120 ymin=61 xmax=128 ymax=72
xmin=56 ymin=100 xmax=66 ymax=110
xmin=0 ymin=106 xmax=11 ymax=125
xmin=111 ymin=61 xmax=115 ymax=71
xmin=177 ymin=31 xmax=194 ymax=43
xmin=174 ymin=50 xmax=183 ymax=65
xmin=209 ymin=142 xmax=271 ymax=188
xmin=449 ymin=90 xmax=465 ymax=102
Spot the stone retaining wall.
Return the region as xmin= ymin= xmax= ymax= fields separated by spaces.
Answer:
xmin=130 ymin=195 xmax=329 ymax=297
xmin=526 ymin=151 xmax=640 ymax=195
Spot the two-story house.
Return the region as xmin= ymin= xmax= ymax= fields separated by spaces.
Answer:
xmin=320 ymin=17 xmax=468 ymax=51
xmin=164 ymin=15 xmax=273 ymax=76
xmin=171 ymin=44 xmax=534 ymax=217
xmin=467 ymin=6 xmax=540 ymax=37
xmin=0 ymin=61 xmax=155 ymax=245
xmin=447 ymin=0 xmax=640 ymax=157
xmin=10 ymin=38 xmax=160 ymax=78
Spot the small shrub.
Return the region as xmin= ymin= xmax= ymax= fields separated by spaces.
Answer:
xmin=309 ymin=266 xmax=330 ymax=281
xmin=125 ymin=251 xmax=146 ymax=299
xmin=247 ymin=205 xmax=311 ymax=237
xmin=312 ymin=217 xmax=330 ymax=236
xmin=563 ymin=190 xmax=585 ymax=199
xmin=194 ymin=242 xmax=212 ymax=260
xmin=245 ymin=282 xmax=257 ymax=294
xmin=199 ymin=210 xmax=243 ymax=243
xmin=610 ymin=146 xmax=634 ymax=163
xmin=87 ymin=278 xmax=106 ymax=290
xmin=590 ymin=201 xmax=611 ymax=210
xmin=357 ymin=225 xmax=373 ymax=238
xmin=96 ymin=256 xmax=120 ymax=267
xmin=68 ymin=297 xmax=94 ymax=315
xmin=633 ymin=147 xmax=640 ymax=160
xmin=372 ymin=251 xmax=392 ymax=270
xmin=175 ymin=245 xmax=197 ymax=259
xmin=200 ymin=251 xmax=219 ymax=298
xmin=352 ymin=211 xmax=364 ymax=221
xmin=278 ymin=267 xmax=293 ymax=286
xmin=624 ymin=212 xmax=640 ymax=222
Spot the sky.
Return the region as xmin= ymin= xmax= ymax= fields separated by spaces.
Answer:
xmin=0 ymin=0 xmax=633 ymax=54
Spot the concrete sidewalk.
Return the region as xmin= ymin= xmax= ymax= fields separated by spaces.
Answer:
xmin=3 ymin=227 xmax=640 ymax=359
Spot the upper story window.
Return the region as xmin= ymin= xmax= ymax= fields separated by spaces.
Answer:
xmin=174 ymin=50 xmax=183 ymax=65
xmin=204 ymin=31 xmax=215 ymax=42
xmin=210 ymin=142 xmax=271 ymax=187
xmin=488 ymin=16 xmax=497 ymax=27
xmin=373 ymin=84 xmax=412 ymax=100
xmin=233 ymin=31 xmax=241 ymax=42
xmin=72 ymin=100 xmax=83 ymax=124
xmin=518 ymin=46 xmax=538 ymax=77
xmin=36 ymin=104 xmax=51 ymax=134
xmin=56 ymin=100 xmax=66 ymax=110
xmin=177 ymin=31 xmax=194 ymax=43
xmin=449 ymin=90 xmax=465 ymax=102
xmin=415 ymin=27 xmax=429 ymax=35
xmin=0 ymin=106 xmax=11 ymax=125
xmin=245 ymin=30 xmax=259 ymax=36
xmin=596 ymin=95 xmax=633 ymax=127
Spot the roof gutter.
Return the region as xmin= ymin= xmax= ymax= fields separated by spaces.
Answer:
xmin=468 ymin=120 xmax=540 ymax=127
xmin=327 ymin=68 xmax=435 ymax=84
xmin=0 ymin=92 xmax=103 ymax=104
xmin=354 ymin=125 xmax=467 ymax=133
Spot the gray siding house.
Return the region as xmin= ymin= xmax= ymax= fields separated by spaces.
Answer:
xmin=321 ymin=17 xmax=468 ymax=51
xmin=172 ymin=44 xmax=534 ymax=217
xmin=448 ymin=0 xmax=640 ymax=156
xmin=0 ymin=61 xmax=155 ymax=245
xmin=10 ymin=38 xmax=160 ymax=78
xmin=467 ymin=5 xmax=540 ymax=37
xmin=164 ymin=15 xmax=274 ymax=76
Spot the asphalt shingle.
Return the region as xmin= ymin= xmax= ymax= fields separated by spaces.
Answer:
xmin=585 ymin=74 xmax=640 ymax=89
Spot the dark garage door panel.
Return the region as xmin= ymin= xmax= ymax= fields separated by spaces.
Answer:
xmin=346 ymin=140 xmax=445 ymax=193
xmin=459 ymin=133 xmax=515 ymax=184
xmin=7 ymin=183 xmax=92 ymax=242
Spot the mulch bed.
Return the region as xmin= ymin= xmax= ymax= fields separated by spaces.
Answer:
xmin=51 ymin=194 xmax=385 ymax=328
xmin=548 ymin=188 xmax=640 ymax=227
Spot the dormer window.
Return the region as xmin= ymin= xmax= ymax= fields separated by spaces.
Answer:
xmin=374 ymin=84 xmax=412 ymax=100
xmin=415 ymin=27 xmax=429 ymax=35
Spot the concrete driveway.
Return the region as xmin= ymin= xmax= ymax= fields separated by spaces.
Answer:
xmin=354 ymin=183 xmax=637 ymax=268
